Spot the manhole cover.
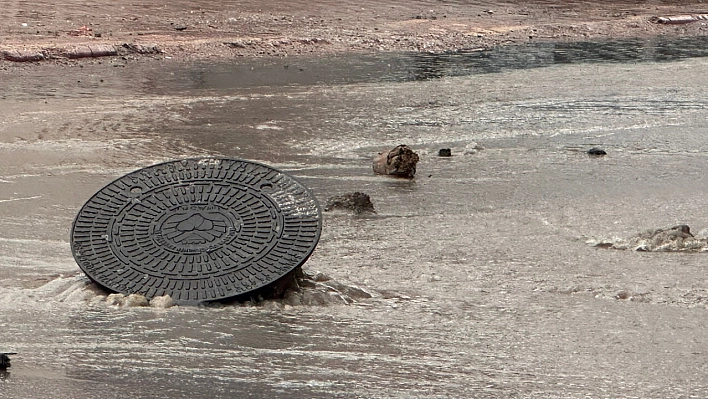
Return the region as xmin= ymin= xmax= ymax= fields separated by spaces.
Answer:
xmin=71 ymin=158 xmax=322 ymax=304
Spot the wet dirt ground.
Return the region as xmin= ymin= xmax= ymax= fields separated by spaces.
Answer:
xmin=2 ymin=2 xmax=708 ymax=399
xmin=1 ymin=0 xmax=708 ymax=60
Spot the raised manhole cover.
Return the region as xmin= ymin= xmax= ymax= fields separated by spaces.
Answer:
xmin=71 ymin=158 xmax=322 ymax=304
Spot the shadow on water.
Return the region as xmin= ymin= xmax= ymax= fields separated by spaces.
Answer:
xmin=175 ymin=35 xmax=708 ymax=92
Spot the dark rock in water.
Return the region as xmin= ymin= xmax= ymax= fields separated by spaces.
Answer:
xmin=373 ymin=144 xmax=420 ymax=178
xmin=325 ymin=192 xmax=375 ymax=214
xmin=438 ymin=148 xmax=452 ymax=157
xmin=587 ymin=147 xmax=607 ymax=156
xmin=671 ymin=224 xmax=693 ymax=237
xmin=0 ymin=353 xmax=16 ymax=369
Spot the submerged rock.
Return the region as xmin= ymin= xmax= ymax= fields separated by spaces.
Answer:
xmin=587 ymin=147 xmax=607 ymax=156
xmin=438 ymin=148 xmax=452 ymax=157
xmin=373 ymin=144 xmax=419 ymax=178
xmin=325 ymin=192 xmax=375 ymax=214
xmin=589 ymin=224 xmax=708 ymax=252
xmin=0 ymin=353 xmax=16 ymax=369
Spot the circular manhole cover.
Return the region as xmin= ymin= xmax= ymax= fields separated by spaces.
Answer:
xmin=71 ymin=158 xmax=322 ymax=304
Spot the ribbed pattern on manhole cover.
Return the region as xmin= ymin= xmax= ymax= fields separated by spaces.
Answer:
xmin=71 ymin=158 xmax=322 ymax=304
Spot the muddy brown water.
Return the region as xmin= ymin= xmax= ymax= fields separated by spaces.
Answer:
xmin=2 ymin=38 xmax=708 ymax=398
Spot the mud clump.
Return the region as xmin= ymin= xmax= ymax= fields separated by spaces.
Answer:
xmin=325 ymin=192 xmax=375 ymax=214
xmin=373 ymin=144 xmax=419 ymax=178
xmin=589 ymin=224 xmax=708 ymax=252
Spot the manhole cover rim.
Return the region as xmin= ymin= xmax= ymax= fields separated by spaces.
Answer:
xmin=70 ymin=157 xmax=322 ymax=303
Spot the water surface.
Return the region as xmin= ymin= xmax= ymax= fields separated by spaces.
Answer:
xmin=1 ymin=38 xmax=708 ymax=398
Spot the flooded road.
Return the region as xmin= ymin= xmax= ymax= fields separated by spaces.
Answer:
xmin=2 ymin=37 xmax=708 ymax=398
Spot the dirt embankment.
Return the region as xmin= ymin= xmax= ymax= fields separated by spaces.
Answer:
xmin=1 ymin=1 xmax=707 ymax=63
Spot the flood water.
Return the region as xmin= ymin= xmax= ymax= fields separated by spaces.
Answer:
xmin=2 ymin=37 xmax=708 ymax=398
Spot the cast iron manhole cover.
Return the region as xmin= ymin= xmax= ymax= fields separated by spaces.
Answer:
xmin=71 ymin=158 xmax=322 ymax=304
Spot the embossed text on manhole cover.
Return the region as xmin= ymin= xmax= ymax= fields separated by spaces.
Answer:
xmin=71 ymin=158 xmax=322 ymax=304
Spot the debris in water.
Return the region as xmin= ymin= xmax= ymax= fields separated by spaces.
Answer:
xmin=373 ymin=144 xmax=420 ymax=178
xmin=0 ymin=353 xmax=16 ymax=369
xmin=614 ymin=290 xmax=630 ymax=300
xmin=438 ymin=148 xmax=452 ymax=157
xmin=325 ymin=192 xmax=376 ymax=214
xmin=587 ymin=147 xmax=607 ymax=156
xmin=589 ymin=224 xmax=708 ymax=252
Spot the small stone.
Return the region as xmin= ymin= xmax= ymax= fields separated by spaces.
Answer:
xmin=587 ymin=147 xmax=607 ymax=156
xmin=0 ymin=353 xmax=16 ymax=369
xmin=438 ymin=148 xmax=452 ymax=157
xmin=615 ymin=290 xmax=630 ymax=300
xmin=174 ymin=24 xmax=188 ymax=31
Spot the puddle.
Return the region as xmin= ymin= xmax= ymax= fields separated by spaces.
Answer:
xmin=162 ymin=36 xmax=708 ymax=92
xmin=6 ymin=36 xmax=708 ymax=102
